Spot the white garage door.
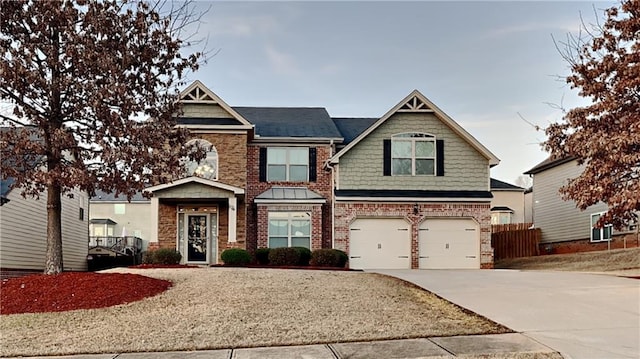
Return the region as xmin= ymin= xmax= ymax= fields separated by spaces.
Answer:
xmin=349 ymin=218 xmax=410 ymax=270
xmin=419 ymin=219 xmax=480 ymax=269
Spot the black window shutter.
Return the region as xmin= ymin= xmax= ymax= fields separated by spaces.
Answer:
xmin=308 ymin=147 xmax=317 ymax=182
xmin=259 ymin=147 xmax=267 ymax=182
xmin=436 ymin=139 xmax=445 ymax=176
xmin=383 ymin=139 xmax=391 ymax=176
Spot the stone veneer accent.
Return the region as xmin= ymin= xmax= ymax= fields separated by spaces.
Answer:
xmin=256 ymin=204 xmax=324 ymax=250
xmin=245 ymin=145 xmax=334 ymax=253
xmin=334 ymin=202 xmax=494 ymax=269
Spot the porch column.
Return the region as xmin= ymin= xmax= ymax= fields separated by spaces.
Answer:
xmin=150 ymin=197 xmax=159 ymax=248
xmin=228 ymin=197 xmax=237 ymax=243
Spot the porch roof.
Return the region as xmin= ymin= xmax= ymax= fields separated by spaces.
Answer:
xmin=255 ymin=187 xmax=326 ymax=204
xmin=145 ymin=177 xmax=244 ymax=197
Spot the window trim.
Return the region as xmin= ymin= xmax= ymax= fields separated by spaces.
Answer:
xmin=267 ymin=211 xmax=311 ymax=249
xmin=491 ymin=211 xmax=513 ymax=225
xmin=390 ymin=133 xmax=436 ymax=176
xmin=266 ymin=147 xmax=309 ymax=182
xmin=590 ymin=212 xmax=613 ymax=242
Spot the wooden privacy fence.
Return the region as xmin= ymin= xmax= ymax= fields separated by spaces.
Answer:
xmin=492 ymin=223 xmax=533 ymax=233
xmin=492 ymin=225 xmax=541 ymax=260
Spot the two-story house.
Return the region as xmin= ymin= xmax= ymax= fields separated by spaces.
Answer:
xmin=136 ymin=81 xmax=500 ymax=269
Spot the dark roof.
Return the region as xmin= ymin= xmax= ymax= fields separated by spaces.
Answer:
xmin=490 ymin=178 xmax=524 ymax=191
xmin=91 ymin=190 xmax=148 ymax=202
xmin=177 ymin=117 xmax=244 ymax=126
xmin=331 ymin=117 xmax=378 ymax=145
xmin=491 ymin=206 xmax=514 ymax=212
xmin=90 ymin=218 xmax=117 ymax=225
xmin=524 ymin=156 xmax=576 ymax=175
xmin=335 ymin=190 xmax=492 ymax=199
xmin=233 ymin=107 xmax=343 ymax=139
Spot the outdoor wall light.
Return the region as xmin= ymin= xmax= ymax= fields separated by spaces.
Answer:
xmin=413 ymin=203 xmax=419 ymax=215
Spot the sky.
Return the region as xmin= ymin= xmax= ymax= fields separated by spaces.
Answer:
xmin=181 ymin=0 xmax=617 ymax=186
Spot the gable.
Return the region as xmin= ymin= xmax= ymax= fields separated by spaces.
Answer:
xmin=336 ymin=111 xmax=490 ymax=191
xmin=152 ymin=182 xmax=237 ymax=199
xmin=331 ymin=90 xmax=499 ymax=166
xmin=177 ymin=81 xmax=253 ymax=129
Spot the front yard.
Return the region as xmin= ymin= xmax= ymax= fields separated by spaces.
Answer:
xmin=0 ymin=267 xmax=509 ymax=357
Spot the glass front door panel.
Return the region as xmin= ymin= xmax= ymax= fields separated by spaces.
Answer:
xmin=187 ymin=215 xmax=208 ymax=262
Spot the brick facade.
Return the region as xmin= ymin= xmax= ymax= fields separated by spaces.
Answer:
xmin=245 ymin=144 xmax=334 ymax=253
xmin=334 ymin=202 xmax=493 ymax=269
xmin=256 ymin=204 xmax=324 ymax=250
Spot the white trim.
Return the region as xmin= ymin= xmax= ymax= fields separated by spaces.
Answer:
xmin=146 ymin=176 xmax=244 ymax=195
xmin=179 ymin=124 xmax=254 ymax=131
xmin=179 ymin=81 xmax=254 ymax=127
xmin=228 ymin=197 xmax=237 ymax=243
xmin=335 ymin=196 xmax=491 ymax=203
xmin=150 ymin=197 xmax=159 ymax=243
xmin=330 ymin=90 xmax=500 ymax=166
xmin=252 ymin=136 xmax=343 ymax=144
xmin=590 ymin=212 xmax=613 ymax=242
xmin=266 ymin=147 xmax=309 ymax=182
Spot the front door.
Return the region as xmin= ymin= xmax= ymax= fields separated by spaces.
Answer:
xmin=178 ymin=206 xmax=219 ymax=264
xmin=187 ymin=214 xmax=208 ymax=262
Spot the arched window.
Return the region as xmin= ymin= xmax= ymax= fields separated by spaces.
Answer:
xmin=185 ymin=139 xmax=218 ymax=180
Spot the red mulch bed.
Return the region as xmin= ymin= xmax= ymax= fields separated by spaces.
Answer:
xmin=0 ymin=272 xmax=171 ymax=315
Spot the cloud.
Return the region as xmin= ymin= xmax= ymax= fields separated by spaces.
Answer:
xmin=265 ymin=45 xmax=300 ymax=76
xmin=207 ymin=15 xmax=280 ymax=38
xmin=484 ymin=21 xmax=582 ymax=39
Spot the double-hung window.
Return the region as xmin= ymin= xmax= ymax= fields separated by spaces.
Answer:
xmin=267 ymin=147 xmax=309 ymax=182
xmin=590 ymin=212 xmax=612 ymax=242
xmin=268 ymin=212 xmax=311 ymax=249
xmin=391 ymin=133 xmax=435 ymax=175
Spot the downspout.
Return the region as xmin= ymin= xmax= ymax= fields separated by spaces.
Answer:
xmin=327 ymin=140 xmax=336 ymax=249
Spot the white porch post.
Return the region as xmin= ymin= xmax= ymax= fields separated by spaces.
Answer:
xmin=150 ymin=197 xmax=159 ymax=248
xmin=228 ymin=197 xmax=237 ymax=243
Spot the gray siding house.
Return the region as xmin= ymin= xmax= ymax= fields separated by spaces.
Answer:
xmin=0 ymin=181 xmax=89 ymax=277
xmin=525 ymin=157 xmax=638 ymax=253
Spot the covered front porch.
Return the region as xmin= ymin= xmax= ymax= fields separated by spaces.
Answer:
xmin=147 ymin=177 xmax=245 ymax=265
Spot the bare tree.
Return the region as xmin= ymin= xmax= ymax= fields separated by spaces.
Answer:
xmin=0 ymin=0 xmax=208 ymax=274
xmin=514 ymin=175 xmax=532 ymax=190
xmin=546 ymin=0 xmax=639 ymax=229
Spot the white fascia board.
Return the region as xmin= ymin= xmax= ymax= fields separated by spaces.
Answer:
xmin=252 ymin=137 xmax=343 ymax=144
xmin=334 ymin=196 xmax=491 ymax=203
xmin=146 ymin=176 xmax=245 ymax=195
xmin=178 ymin=124 xmax=254 ymax=131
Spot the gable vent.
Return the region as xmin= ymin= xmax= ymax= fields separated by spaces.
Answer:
xmin=398 ymin=96 xmax=434 ymax=112
xmin=182 ymin=86 xmax=216 ymax=103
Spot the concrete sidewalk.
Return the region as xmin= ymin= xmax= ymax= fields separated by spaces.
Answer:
xmin=6 ymin=333 xmax=560 ymax=359
xmin=374 ymin=269 xmax=640 ymax=359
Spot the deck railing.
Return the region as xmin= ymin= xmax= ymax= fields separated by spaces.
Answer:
xmin=89 ymin=236 xmax=143 ymax=256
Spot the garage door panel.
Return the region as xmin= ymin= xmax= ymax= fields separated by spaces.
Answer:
xmin=419 ymin=219 xmax=480 ymax=269
xmin=349 ymin=218 xmax=410 ymax=270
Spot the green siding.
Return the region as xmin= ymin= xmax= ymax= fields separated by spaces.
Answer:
xmin=154 ymin=182 xmax=235 ymax=199
xmin=338 ymin=113 xmax=489 ymax=191
xmin=182 ymin=104 xmax=234 ymax=118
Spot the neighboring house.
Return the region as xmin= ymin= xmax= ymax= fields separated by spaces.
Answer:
xmin=489 ymin=178 xmax=526 ymax=225
xmin=89 ymin=190 xmax=152 ymax=251
xmin=0 ymin=179 xmax=89 ymax=278
xmin=523 ymin=187 xmax=533 ymax=223
xmin=524 ymin=157 xmax=638 ymax=253
xmin=143 ymin=81 xmax=500 ymax=269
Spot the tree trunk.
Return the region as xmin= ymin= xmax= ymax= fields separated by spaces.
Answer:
xmin=44 ymin=183 xmax=63 ymax=274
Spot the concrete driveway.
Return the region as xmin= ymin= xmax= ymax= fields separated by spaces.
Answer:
xmin=373 ymin=269 xmax=640 ymax=359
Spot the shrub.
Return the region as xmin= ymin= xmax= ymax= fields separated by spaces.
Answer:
xmin=292 ymin=247 xmax=312 ymax=266
xmin=255 ymin=247 xmax=271 ymax=265
xmin=141 ymin=251 xmax=155 ymax=264
xmin=152 ymin=248 xmax=182 ymax=265
xmin=310 ymin=249 xmax=349 ymax=268
xmin=221 ymin=248 xmax=251 ymax=266
xmin=268 ymin=247 xmax=300 ymax=266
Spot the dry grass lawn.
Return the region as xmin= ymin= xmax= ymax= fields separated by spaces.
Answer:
xmin=495 ymin=247 xmax=640 ymax=275
xmin=0 ymin=268 xmax=510 ymax=357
